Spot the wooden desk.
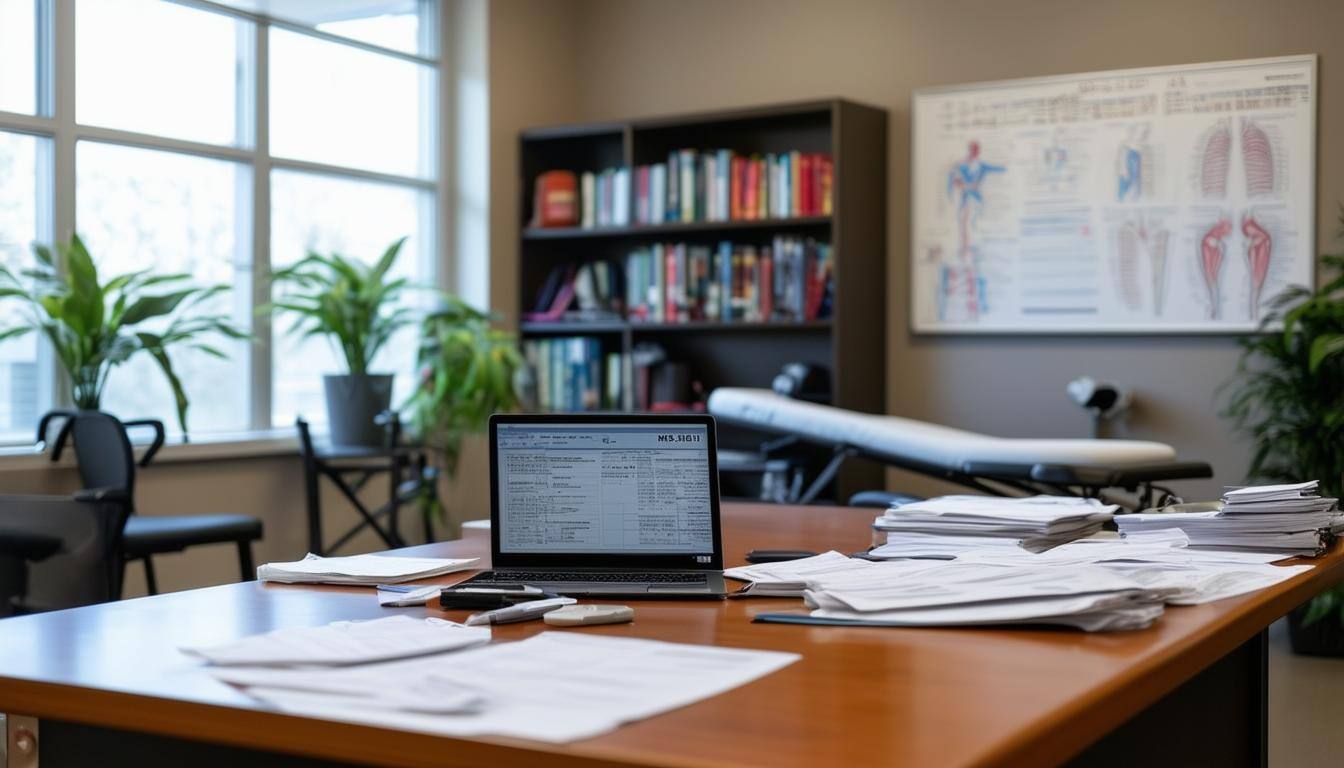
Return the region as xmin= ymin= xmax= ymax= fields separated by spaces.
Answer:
xmin=0 ymin=503 xmax=1340 ymax=768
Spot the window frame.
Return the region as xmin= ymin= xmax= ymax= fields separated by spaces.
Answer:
xmin=0 ymin=0 xmax=445 ymax=445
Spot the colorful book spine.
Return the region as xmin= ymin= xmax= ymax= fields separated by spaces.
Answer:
xmin=524 ymin=336 xmax=619 ymax=412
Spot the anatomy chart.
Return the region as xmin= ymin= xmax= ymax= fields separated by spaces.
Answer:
xmin=911 ymin=55 xmax=1316 ymax=333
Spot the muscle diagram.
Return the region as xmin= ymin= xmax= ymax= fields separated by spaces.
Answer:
xmin=1241 ymin=212 xmax=1273 ymax=320
xmin=1241 ymin=119 xmax=1276 ymax=198
xmin=1197 ymin=120 xmax=1232 ymax=199
xmin=1116 ymin=124 xmax=1150 ymax=202
xmin=1199 ymin=217 xmax=1232 ymax=319
xmin=1115 ymin=217 xmax=1170 ymax=314
xmin=941 ymin=141 xmax=1005 ymax=320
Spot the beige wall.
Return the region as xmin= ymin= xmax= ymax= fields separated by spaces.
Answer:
xmin=487 ymin=0 xmax=1344 ymax=501
xmin=487 ymin=0 xmax=584 ymax=320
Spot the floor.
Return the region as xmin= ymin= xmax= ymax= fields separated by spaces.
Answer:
xmin=1269 ymin=618 xmax=1344 ymax=766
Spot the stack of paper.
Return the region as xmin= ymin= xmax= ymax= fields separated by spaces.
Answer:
xmin=1116 ymin=481 xmax=1343 ymax=556
xmin=954 ymin=533 xmax=1312 ymax=605
xmin=201 ymin=630 xmax=799 ymax=743
xmin=871 ymin=495 xmax=1116 ymax=557
xmin=753 ymin=532 xmax=1316 ymax=630
xmin=257 ymin=553 xmax=479 ymax=585
xmin=760 ymin=559 xmax=1173 ymax=631
xmin=724 ymin=550 xmax=876 ymax=596
xmin=869 ymin=532 xmax=1034 ymax=560
xmin=183 ymin=616 xmax=492 ymax=667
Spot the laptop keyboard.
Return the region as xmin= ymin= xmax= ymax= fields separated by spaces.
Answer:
xmin=469 ymin=571 xmax=707 ymax=584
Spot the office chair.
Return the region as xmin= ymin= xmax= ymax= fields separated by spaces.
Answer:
xmin=41 ymin=410 xmax=263 ymax=595
xmin=0 ymin=488 xmax=130 ymax=615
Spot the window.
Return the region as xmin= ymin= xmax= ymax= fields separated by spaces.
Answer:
xmin=76 ymin=0 xmax=249 ymax=147
xmin=0 ymin=0 xmax=442 ymax=442
xmin=76 ymin=142 xmax=252 ymax=432
xmin=215 ymin=0 xmax=436 ymax=56
xmin=269 ymin=27 xmax=433 ymax=177
xmin=0 ymin=131 xmax=51 ymax=442
xmin=270 ymin=169 xmax=432 ymax=426
xmin=0 ymin=0 xmax=38 ymax=115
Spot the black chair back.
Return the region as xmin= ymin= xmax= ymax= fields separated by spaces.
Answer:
xmin=70 ymin=411 xmax=138 ymax=497
xmin=0 ymin=490 xmax=131 ymax=612
xmin=44 ymin=410 xmax=166 ymax=501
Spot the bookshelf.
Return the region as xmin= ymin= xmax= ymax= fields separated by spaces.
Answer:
xmin=517 ymin=99 xmax=887 ymax=501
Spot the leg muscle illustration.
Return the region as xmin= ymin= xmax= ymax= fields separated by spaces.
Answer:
xmin=1199 ymin=217 xmax=1232 ymax=319
xmin=1241 ymin=213 xmax=1273 ymax=319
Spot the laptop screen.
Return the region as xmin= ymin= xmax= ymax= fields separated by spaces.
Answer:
xmin=492 ymin=419 xmax=719 ymax=565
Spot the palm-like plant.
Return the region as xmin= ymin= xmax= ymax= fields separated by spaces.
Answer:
xmin=268 ymin=237 xmax=413 ymax=375
xmin=0 ymin=234 xmax=247 ymax=434
xmin=1223 ymin=207 xmax=1344 ymax=629
xmin=405 ymin=298 xmax=521 ymax=503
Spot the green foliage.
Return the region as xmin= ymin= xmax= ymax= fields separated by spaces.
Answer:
xmin=404 ymin=298 xmax=521 ymax=514
xmin=268 ymin=238 xmax=413 ymax=376
xmin=1222 ymin=206 xmax=1344 ymax=626
xmin=0 ymin=234 xmax=247 ymax=434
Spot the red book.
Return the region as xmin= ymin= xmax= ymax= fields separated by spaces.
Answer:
xmin=730 ymin=156 xmax=743 ymax=220
xmin=665 ymin=245 xmax=678 ymax=323
xmin=804 ymin=249 xmax=830 ymax=320
xmin=530 ymin=170 xmax=578 ymax=227
xmin=819 ymin=155 xmax=834 ymax=215
xmin=744 ymin=158 xmax=759 ymax=221
xmin=795 ymin=153 xmax=806 ymax=215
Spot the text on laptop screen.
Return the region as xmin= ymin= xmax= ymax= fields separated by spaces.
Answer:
xmin=496 ymin=424 xmax=713 ymax=555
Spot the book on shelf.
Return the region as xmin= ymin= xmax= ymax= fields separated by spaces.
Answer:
xmin=626 ymin=236 xmax=832 ymax=324
xmin=579 ymin=167 xmax=631 ymax=229
xmin=525 ymin=261 xmax=623 ymax=323
xmin=523 ymin=336 xmax=623 ymax=412
xmin=529 ymin=170 xmax=579 ymax=227
xmin=523 ymin=237 xmax=832 ymax=328
xmin=633 ymin=149 xmax=832 ymax=225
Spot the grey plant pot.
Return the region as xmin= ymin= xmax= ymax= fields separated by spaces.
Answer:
xmin=323 ymin=373 xmax=394 ymax=447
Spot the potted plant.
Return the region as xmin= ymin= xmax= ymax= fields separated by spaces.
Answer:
xmin=1222 ymin=207 xmax=1344 ymax=656
xmin=269 ymin=237 xmax=415 ymax=447
xmin=404 ymin=298 xmax=521 ymax=519
xmin=0 ymin=234 xmax=245 ymax=436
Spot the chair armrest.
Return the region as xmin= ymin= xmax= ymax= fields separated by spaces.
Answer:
xmin=72 ymin=487 xmax=130 ymax=505
xmin=122 ymin=419 xmax=166 ymax=467
xmin=36 ymin=409 xmax=77 ymax=461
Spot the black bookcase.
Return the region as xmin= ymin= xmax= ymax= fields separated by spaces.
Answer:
xmin=517 ymin=99 xmax=887 ymax=500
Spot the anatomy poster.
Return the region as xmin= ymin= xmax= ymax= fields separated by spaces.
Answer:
xmin=911 ymin=55 xmax=1316 ymax=334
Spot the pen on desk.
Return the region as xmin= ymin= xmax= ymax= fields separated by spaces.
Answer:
xmin=376 ymin=584 xmax=424 ymax=593
xmin=447 ymin=585 xmax=544 ymax=595
xmin=465 ymin=597 xmax=576 ymax=626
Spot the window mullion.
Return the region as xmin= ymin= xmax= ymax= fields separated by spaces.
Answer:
xmin=48 ymin=0 xmax=75 ymax=412
xmin=250 ymin=19 xmax=271 ymax=431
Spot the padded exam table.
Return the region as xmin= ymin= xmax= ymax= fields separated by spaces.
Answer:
xmin=708 ymin=388 xmax=1213 ymax=507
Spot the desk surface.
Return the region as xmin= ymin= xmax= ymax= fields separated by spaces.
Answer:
xmin=0 ymin=503 xmax=1341 ymax=768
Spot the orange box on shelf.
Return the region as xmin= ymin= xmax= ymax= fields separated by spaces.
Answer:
xmin=531 ymin=170 xmax=579 ymax=228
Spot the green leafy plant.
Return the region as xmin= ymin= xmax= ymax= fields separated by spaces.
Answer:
xmin=404 ymin=298 xmax=521 ymax=518
xmin=268 ymin=237 xmax=413 ymax=375
xmin=0 ymin=234 xmax=247 ymax=434
xmin=1222 ymin=206 xmax=1344 ymax=627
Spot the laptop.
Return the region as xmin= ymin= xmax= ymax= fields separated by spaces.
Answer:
xmin=455 ymin=414 xmax=727 ymax=598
